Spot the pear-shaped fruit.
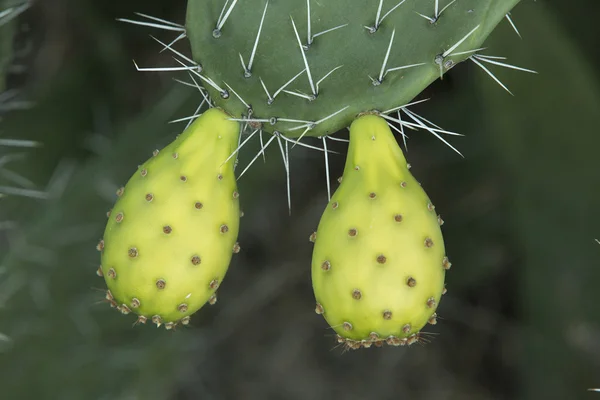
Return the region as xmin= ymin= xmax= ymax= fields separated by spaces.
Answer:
xmin=311 ymin=113 xmax=449 ymax=349
xmin=98 ymin=108 xmax=241 ymax=329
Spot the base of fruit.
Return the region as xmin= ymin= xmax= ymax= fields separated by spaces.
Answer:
xmin=335 ymin=331 xmax=430 ymax=351
xmin=101 ymin=289 xmax=216 ymax=330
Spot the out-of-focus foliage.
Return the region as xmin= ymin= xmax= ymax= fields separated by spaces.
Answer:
xmin=0 ymin=1 xmax=599 ymax=399
xmin=481 ymin=2 xmax=600 ymax=398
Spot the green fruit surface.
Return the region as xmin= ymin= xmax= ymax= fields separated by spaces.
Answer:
xmin=311 ymin=113 xmax=447 ymax=346
xmin=100 ymin=108 xmax=241 ymax=326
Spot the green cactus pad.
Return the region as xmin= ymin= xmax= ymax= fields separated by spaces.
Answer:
xmin=186 ymin=0 xmax=519 ymax=138
xmin=311 ymin=113 xmax=448 ymax=349
xmin=99 ymin=108 xmax=241 ymax=328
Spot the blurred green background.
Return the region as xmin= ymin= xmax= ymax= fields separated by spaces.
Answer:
xmin=1 ymin=0 xmax=599 ymax=399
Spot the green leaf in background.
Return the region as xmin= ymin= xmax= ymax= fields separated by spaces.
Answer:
xmin=478 ymin=2 xmax=600 ymax=399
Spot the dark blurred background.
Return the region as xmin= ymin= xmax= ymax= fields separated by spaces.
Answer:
xmin=1 ymin=0 xmax=599 ymax=399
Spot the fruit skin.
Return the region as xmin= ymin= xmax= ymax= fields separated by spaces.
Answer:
xmin=186 ymin=0 xmax=520 ymax=138
xmin=99 ymin=108 xmax=241 ymax=327
xmin=311 ymin=113 xmax=447 ymax=348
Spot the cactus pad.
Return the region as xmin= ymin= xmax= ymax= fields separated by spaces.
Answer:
xmin=186 ymin=0 xmax=519 ymax=138
xmin=99 ymin=108 xmax=241 ymax=328
xmin=311 ymin=113 xmax=448 ymax=349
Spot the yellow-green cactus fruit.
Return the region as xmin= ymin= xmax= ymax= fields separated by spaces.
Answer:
xmin=311 ymin=113 xmax=449 ymax=349
xmin=98 ymin=108 xmax=241 ymax=329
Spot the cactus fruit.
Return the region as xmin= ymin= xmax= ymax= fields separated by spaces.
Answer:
xmin=310 ymin=113 xmax=448 ymax=349
xmin=185 ymin=0 xmax=520 ymax=138
xmin=98 ymin=108 xmax=241 ymax=328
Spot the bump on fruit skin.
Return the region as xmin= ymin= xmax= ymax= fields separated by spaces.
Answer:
xmin=311 ymin=114 xmax=448 ymax=349
xmin=99 ymin=108 xmax=241 ymax=328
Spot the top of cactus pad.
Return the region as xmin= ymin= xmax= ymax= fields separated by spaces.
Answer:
xmin=185 ymin=0 xmax=520 ymax=138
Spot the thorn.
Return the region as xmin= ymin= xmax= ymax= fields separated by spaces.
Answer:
xmin=259 ymin=77 xmax=274 ymax=103
xmin=277 ymin=117 xmax=314 ymax=125
xmin=237 ymin=134 xmax=277 ymax=180
xmin=436 ymin=0 xmax=457 ymax=21
xmin=223 ymin=82 xmax=250 ymax=109
xmin=275 ymin=132 xmax=292 ymax=215
xmin=316 ymin=65 xmax=344 ymax=95
xmin=377 ymin=28 xmax=396 ymax=83
xmin=379 ymin=0 xmax=408 ymax=27
xmin=279 ymin=134 xmax=337 ymax=154
xmin=287 ymin=106 xmax=348 ymax=145
xmin=472 ymin=54 xmax=537 ymax=74
xmin=290 ymin=16 xmax=316 ymax=95
xmin=395 ymin=111 xmax=408 ymax=150
xmin=116 ymin=15 xmax=185 ymax=32
xmin=381 ymin=108 xmax=464 ymax=157
xmin=384 ymin=62 xmax=426 ymax=79
xmin=306 ymin=0 xmax=312 ymax=46
xmin=239 ymin=53 xmax=248 ymax=76
xmin=272 ymin=69 xmax=306 ymax=100
xmin=259 ymin=131 xmax=266 ymax=162
xmin=505 ymin=12 xmax=521 ymax=39
xmin=322 ymin=137 xmax=331 ymax=202
xmin=282 ymin=89 xmax=315 ymax=101
xmin=374 ymin=0 xmax=384 ymax=30
xmin=186 ymin=73 xmax=214 ymax=107
xmin=469 ymin=56 xmax=513 ymax=95
xmin=221 ymin=129 xmax=259 ymax=166
xmin=404 ymin=109 xmax=464 ymax=158
xmin=132 ymin=60 xmax=197 ymax=72
xmin=310 ymin=23 xmax=348 ymax=43
xmin=443 ymin=24 xmax=480 ymax=58
xmin=159 ymin=32 xmax=187 ymax=53
xmin=216 ymin=0 xmax=230 ymax=31
xmin=315 ymin=106 xmax=350 ymax=125
xmin=133 ymin=12 xmax=183 ymax=28
xmin=243 ymin=0 xmax=269 ymax=76
xmin=448 ymin=47 xmax=487 ymax=57
xmin=216 ymin=0 xmax=239 ymax=32
xmin=228 ymin=117 xmax=269 ymax=124
xmin=415 ymin=12 xmax=435 ymax=23
xmin=176 ymin=59 xmax=227 ymax=96
xmin=324 ymin=135 xmax=349 ymax=143
xmin=149 ymin=36 xmax=198 ymax=70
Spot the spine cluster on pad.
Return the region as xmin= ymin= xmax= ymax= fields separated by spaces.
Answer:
xmin=184 ymin=0 xmax=521 ymax=139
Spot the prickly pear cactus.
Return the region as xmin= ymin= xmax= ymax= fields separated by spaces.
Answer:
xmin=98 ymin=108 xmax=242 ymax=328
xmin=186 ymin=0 xmax=520 ymax=138
xmin=310 ymin=114 xmax=449 ymax=349
xmin=111 ymin=0 xmax=534 ymax=341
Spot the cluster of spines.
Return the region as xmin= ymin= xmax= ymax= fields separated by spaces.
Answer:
xmin=125 ymin=0 xmax=534 ymax=136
